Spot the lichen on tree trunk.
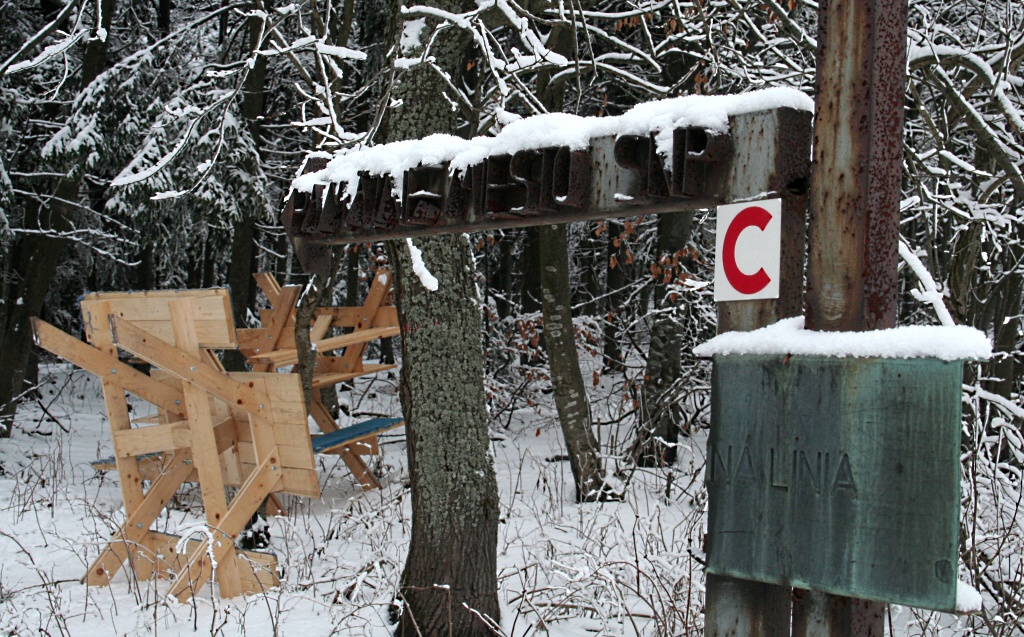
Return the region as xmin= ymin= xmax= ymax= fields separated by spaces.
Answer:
xmin=384 ymin=3 xmax=499 ymax=634
xmin=389 ymin=235 xmax=500 ymax=636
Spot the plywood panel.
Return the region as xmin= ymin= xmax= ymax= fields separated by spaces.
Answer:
xmin=81 ymin=288 xmax=236 ymax=349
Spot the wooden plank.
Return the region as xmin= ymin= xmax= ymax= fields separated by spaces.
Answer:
xmin=310 ymin=314 xmax=333 ymax=342
xmin=111 ymin=316 xmax=272 ymax=419
xmin=82 ymin=287 xmax=231 ymax=306
xmin=318 ymin=436 xmax=383 ymax=456
xmin=337 ymin=448 xmax=381 ymax=490
xmin=85 ymin=450 xmax=194 ymax=586
xmin=310 ymin=398 xmax=339 ymax=434
xmin=106 ymin=415 xmax=237 ymax=466
xmin=236 ymin=462 xmax=320 ymax=498
xmin=94 ymin=456 xmax=197 ymax=483
xmin=335 ymin=269 xmax=392 ymax=374
xmin=237 ymin=441 xmax=316 ymax=471
xmin=101 ymin=320 xmax=237 ymax=349
xmin=280 ymin=468 xmax=320 ymax=498
xmin=84 ymin=301 xmax=148 ymax=521
xmin=251 ymin=285 xmax=301 ymax=371
xmin=80 ymin=288 xmax=237 ymax=349
xmin=169 ymin=299 xmax=242 ymax=598
xmin=246 ymin=326 xmax=399 ymax=367
xmin=314 ymin=305 xmax=399 ymax=329
xmin=247 ymin=379 xmax=282 ymax=469
xmin=168 ymin=453 xmax=283 ymax=601
xmin=236 ymin=328 xmax=272 ymax=352
xmin=312 ymin=325 xmax=400 ymax=351
xmin=247 ymin=378 xmax=315 ymax=493
xmin=212 ymin=415 xmax=242 ymax=455
xmin=312 ymin=364 xmax=397 ymax=389
xmin=143 ymin=531 xmax=279 ymax=593
xmin=228 ymin=372 xmax=303 ymax=401
xmin=130 ymin=414 xmax=165 ymax=424
xmin=30 ymin=318 xmax=186 ymax=419
xmin=253 ymin=272 xmax=282 ymax=304
xmin=114 ymin=421 xmax=192 ymax=457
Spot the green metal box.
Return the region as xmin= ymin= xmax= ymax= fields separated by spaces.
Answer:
xmin=706 ymin=355 xmax=963 ymax=612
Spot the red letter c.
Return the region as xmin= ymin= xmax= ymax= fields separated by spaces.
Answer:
xmin=723 ymin=206 xmax=772 ymax=294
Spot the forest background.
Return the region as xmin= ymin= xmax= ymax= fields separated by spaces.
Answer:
xmin=0 ymin=0 xmax=1021 ymax=635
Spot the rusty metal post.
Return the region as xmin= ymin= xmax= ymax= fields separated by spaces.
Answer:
xmin=806 ymin=0 xmax=908 ymax=332
xmin=706 ymin=107 xmax=812 ymax=637
xmin=801 ymin=0 xmax=909 ymax=635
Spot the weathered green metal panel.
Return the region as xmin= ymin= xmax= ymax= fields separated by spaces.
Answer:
xmin=706 ymin=355 xmax=962 ymax=612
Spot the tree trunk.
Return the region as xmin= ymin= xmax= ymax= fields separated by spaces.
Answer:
xmin=390 ymin=235 xmax=500 ymax=637
xmin=223 ymin=3 xmax=268 ymax=372
xmin=631 ymin=211 xmax=695 ymax=467
xmin=0 ymin=0 xmax=116 ymax=437
xmin=528 ymin=17 xmax=609 ymax=500
xmin=0 ymin=192 xmax=73 ymax=436
xmin=385 ymin=4 xmax=499 ymax=635
xmin=520 ymin=227 xmax=543 ymax=317
xmin=602 ymin=220 xmax=627 ymax=373
xmin=158 ymin=0 xmax=171 ymax=36
xmin=538 ymin=224 xmax=611 ymax=501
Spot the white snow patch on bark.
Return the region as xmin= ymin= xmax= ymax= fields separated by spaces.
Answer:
xmin=401 ymin=18 xmax=427 ymax=53
xmin=406 ymin=238 xmax=438 ymax=291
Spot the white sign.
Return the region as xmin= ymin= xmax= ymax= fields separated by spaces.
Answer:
xmin=714 ymin=198 xmax=782 ymax=302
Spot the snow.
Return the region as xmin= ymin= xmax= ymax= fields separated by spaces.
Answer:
xmin=292 ymin=87 xmax=814 ymax=202
xmin=693 ymin=316 xmax=993 ymax=361
xmin=956 ymin=580 xmax=983 ymax=613
xmin=899 ymin=238 xmax=955 ymax=327
xmin=406 ymin=238 xmax=438 ymax=291
xmin=315 ymin=42 xmax=367 ymax=61
xmin=0 ymin=362 xmax=710 ymax=636
xmin=400 ymin=18 xmax=427 ymax=53
xmin=0 ymin=347 xmax=1004 ymax=635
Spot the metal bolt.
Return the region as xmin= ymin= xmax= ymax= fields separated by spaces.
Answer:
xmin=259 ymin=404 xmax=264 ymax=410
xmin=190 ymin=366 xmax=196 ymax=372
xmin=136 ymin=523 xmax=143 ymax=528
xmin=175 ymin=400 xmax=181 ymax=405
xmin=111 ymin=369 xmax=117 ymax=374
xmin=271 ymin=465 xmax=277 ymax=471
xmin=183 ymin=460 xmax=192 ymax=465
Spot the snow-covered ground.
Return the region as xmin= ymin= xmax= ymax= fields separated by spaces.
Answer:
xmin=0 ymin=364 xmax=709 ymax=636
xmin=0 ymin=362 xmax=1003 ymax=636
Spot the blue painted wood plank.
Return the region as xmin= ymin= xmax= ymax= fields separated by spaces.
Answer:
xmin=311 ymin=417 xmax=404 ymax=454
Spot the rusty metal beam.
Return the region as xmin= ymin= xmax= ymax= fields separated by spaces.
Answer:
xmin=281 ymin=123 xmax=762 ymax=274
xmin=802 ymin=0 xmax=909 ymax=635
